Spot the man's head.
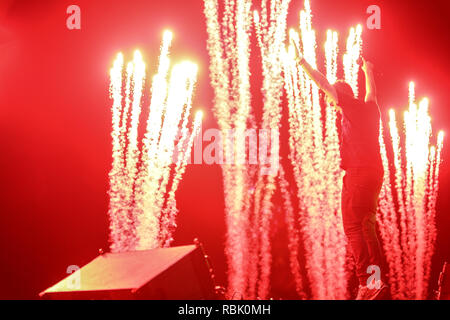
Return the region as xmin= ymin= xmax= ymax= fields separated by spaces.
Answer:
xmin=327 ymin=80 xmax=354 ymax=107
xmin=333 ymin=80 xmax=354 ymax=97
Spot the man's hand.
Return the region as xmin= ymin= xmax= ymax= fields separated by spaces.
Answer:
xmin=290 ymin=37 xmax=304 ymax=64
xmin=361 ymin=57 xmax=377 ymax=103
xmin=362 ymin=58 xmax=374 ymax=74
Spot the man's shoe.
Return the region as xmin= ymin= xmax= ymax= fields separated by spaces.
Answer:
xmin=356 ymin=281 xmax=388 ymax=300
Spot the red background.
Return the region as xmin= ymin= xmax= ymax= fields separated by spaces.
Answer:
xmin=0 ymin=0 xmax=449 ymax=299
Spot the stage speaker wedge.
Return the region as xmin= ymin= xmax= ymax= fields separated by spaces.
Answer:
xmin=39 ymin=244 xmax=216 ymax=300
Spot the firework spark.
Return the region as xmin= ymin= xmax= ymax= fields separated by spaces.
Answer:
xmin=204 ymin=0 xmax=290 ymax=299
xmin=107 ymin=32 xmax=201 ymax=253
xmin=378 ymin=83 xmax=444 ymax=299
xmin=204 ymin=0 xmax=252 ymax=298
xmin=343 ymin=24 xmax=362 ymax=97
xmin=282 ymin=0 xmax=348 ymax=299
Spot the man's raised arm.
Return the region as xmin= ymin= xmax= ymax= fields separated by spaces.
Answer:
xmin=291 ymin=40 xmax=338 ymax=104
xmin=362 ymin=58 xmax=377 ymax=104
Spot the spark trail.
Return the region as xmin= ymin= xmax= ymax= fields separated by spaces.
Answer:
xmin=107 ymin=32 xmax=201 ymax=253
xmin=283 ymin=0 xmax=348 ymax=299
xmin=204 ymin=0 xmax=253 ymax=298
xmin=252 ymin=0 xmax=290 ymax=299
xmin=204 ymin=0 xmax=289 ymax=299
xmin=377 ymin=83 xmax=444 ymax=299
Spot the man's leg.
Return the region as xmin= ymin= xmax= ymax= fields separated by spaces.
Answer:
xmin=361 ymin=208 xmax=383 ymax=279
xmin=342 ymin=169 xmax=384 ymax=287
xmin=349 ymin=207 xmax=383 ymax=285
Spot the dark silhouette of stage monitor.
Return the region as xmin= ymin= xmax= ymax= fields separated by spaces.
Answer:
xmin=39 ymin=244 xmax=216 ymax=300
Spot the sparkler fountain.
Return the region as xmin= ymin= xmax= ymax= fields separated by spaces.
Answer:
xmin=378 ymin=83 xmax=444 ymax=299
xmin=108 ymin=31 xmax=202 ymax=253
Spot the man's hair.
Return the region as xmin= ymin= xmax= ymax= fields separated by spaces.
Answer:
xmin=333 ymin=80 xmax=354 ymax=98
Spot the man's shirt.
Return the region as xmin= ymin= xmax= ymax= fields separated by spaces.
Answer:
xmin=336 ymin=90 xmax=383 ymax=171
